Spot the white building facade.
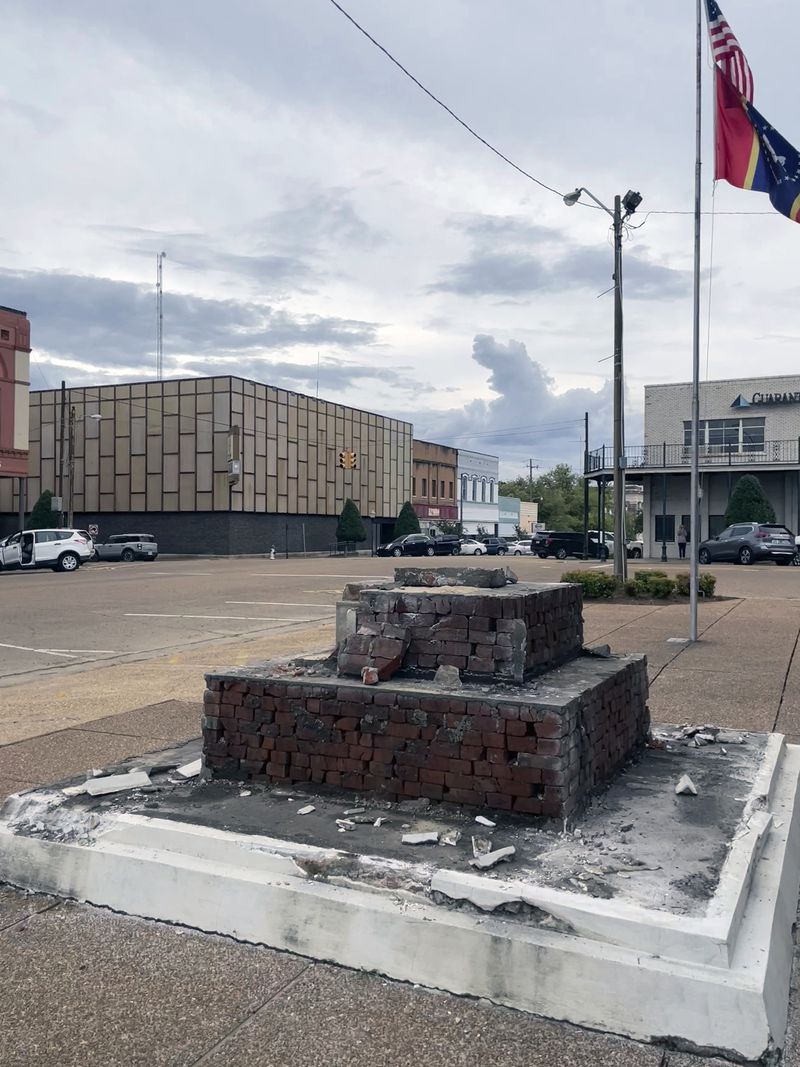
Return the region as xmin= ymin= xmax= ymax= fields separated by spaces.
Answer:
xmin=587 ymin=375 xmax=800 ymax=559
xmin=457 ymin=449 xmax=500 ymax=535
xmin=498 ymin=495 xmax=520 ymax=538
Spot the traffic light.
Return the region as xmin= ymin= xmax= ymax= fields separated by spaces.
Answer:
xmin=338 ymin=450 xmax=358 ymax=470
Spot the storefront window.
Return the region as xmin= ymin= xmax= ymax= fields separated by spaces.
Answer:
xmin=655 ymin=515 xmax=675 ymax=542
xmin=683 ymin=417 xmax=765 ymax=452
xmin=742 ymin=418 xmax=765 ymax=452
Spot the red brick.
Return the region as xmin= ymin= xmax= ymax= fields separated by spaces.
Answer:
xmin=368 ymin=760 xmax=391 ymax=777
xmin=342 ymin=773 xmax=365 ymax=789
xmin=502 ymin=780 xmax=534 ymax=797
xmin=292 ymin=752 xmax=311 ymax=768
xmin=446 ymin=788 xmax=481 ymax=805
xmin=266 ymin=760 xmax=287 ymax=776
xmin=541 ymin=768 xmax=567 ymax=786
xmin=486 ymin=747 xmax=510 ymax=765
xmin=335 ymin=716 xmax=359 ymax=730
xmin=486 ymin=792 xmax=513 ymax=810
xmin=275 ymin=737 xmax=298 ymax=752
xmin=535 ymin=738 xmax=563 ymax=755
xmin=482 ymin=732 xmax=506 ymax=749
xmin=387 ymin=722 xmax=421 ymax=740
xmin=445 ymin=772 xmax=476 ymax=791
xmin=505 ymin=720 xmax=527 ymax=737
xmin=513 ymin=797 xmax=545 ymax=814
xmin=509 ymin=765 xmax=542 ymax=783
xmin=374 ymin=735 xmax=405 ymax=751
xmin=506 ymin=736 xmax=539 ymax=753
xmin=419 ymin=768 xmax=445 ymax=785
xmin=430 ymin=741 xmax=459 ymax=759
xmin=420 ymin=782 xmax=444 ymax=800
xmin=460 ymin=745 xmax=483 ymax=761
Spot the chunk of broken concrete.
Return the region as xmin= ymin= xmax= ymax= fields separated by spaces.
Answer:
xmin=84 ymin=770 xmax=152 ymax=796
xmin=675 ymin=774 xmax=698 ymax=796
xmin=470 ymin=845 xmax=516 ymax=870
xmin=585 ymin=644 xmax=612 ymax=658
xmin=402 ymin=831 xmax=440 ymax=845
xmin=175 ymin=758 xmax=202 ymax=779
xmin=433 ymin=664 xmax=462 ymax=688
xmin=440 ymin=828 xmax=462 ymax=846
xmin=297 ymin=805 xmax=315 ymax=815
xmin=475 ymin=815 xmax=496 ymax=828
xmin=394 ymin=566 xmax=518 ymax=589
xmin=472 ymin=835 xmax=493 ymax=857
xmin=361 ymin=666 xmax=379 ymax=686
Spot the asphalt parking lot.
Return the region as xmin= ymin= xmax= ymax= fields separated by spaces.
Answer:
xmin=1 ymin=551 xmax=798 ymax=684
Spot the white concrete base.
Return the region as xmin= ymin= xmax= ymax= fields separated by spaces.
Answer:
xmin=2 ymin=739 xmax=800 ymax=1062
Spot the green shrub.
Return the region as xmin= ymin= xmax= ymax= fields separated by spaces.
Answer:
xmin=394 ymin=501 xmax=420 ymax=538
xmin=336 ymin=498 xmax=367 ymax=543
xmin=624 ymin=579 xmax=638 ymax=597
xmin=561 ymin=571 xmax=619 ymax=598
xmin=699 ymin=573 xmax=717 ymax=597
xmin=649 ymin=576 xmax=676 ymax=598
xmin=675 ymin=572 xmax=691 ymax=596
xmin=634 ymin=570 xmax=666 ymax=584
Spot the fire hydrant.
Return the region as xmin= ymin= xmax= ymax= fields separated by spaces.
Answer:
xmin=270 ymin=545 xmax=275 ymax=560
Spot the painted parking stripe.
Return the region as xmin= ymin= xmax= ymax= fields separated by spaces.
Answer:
xmin=249 ymin=573 xmax=391 ymax=579
xmin=225 ymin=601 xmax=335 ymax=608
xmin=124 ymin=613 xmax=332 ymax=622
xmin=0 ymin=642 xmax=77 ymax=659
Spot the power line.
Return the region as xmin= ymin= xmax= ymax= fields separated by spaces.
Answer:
xmin=326 ymin=0 xmax=565 ymax=200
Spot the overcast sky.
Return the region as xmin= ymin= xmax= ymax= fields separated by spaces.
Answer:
xmin=2 ymin=0 xmax=798 ymax=477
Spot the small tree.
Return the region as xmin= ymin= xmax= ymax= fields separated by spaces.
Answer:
xmin=28 ymin=490 xmax=55 ymax=529
xmin=394 ymin=501 xmax=420 ymax=538
xmin=724 ymin=474 xmax=776 ymax=525
xmin=336 ymin=498 xmax=367 ymax=543
xmin=436 ymin=519 xmax=462 ymax=536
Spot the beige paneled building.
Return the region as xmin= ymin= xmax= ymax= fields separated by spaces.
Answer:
xmin=0 ymin=376 xmax=413 ymax=553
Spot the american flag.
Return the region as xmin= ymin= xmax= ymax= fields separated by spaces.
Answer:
xmin=706 ymin=0 xmax=754 ymax=101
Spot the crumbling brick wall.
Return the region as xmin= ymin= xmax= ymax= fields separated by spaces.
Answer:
xmin=339 ymin=584 xmax=583 ymax=682
xmin=202 ymin=655 xmax=648 ymax=818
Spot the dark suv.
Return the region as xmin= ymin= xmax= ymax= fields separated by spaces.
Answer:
xmin=698 ymin=523 xmax=795 ymax=565
xmin=377 ymin=534 xmax=460 ymax=557
xmin=479 ymin=536 xmax=509 ymax=556
xmin=535 ymin=531 xmax=610 ymax=561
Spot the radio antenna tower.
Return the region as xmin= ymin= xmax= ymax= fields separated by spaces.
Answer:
xmin=156 ymin=251 xmax=166 ymax=379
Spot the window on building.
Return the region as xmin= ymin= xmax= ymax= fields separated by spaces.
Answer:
xmin=431 ymin=479 xmax=437 ymax=497
xmin=472 ymin=477 xmax=478 ymax=501
xmin=448 ymin=481 xmax=453 ymax=499
xmin=489 ymin=480 xmax=495 ymax=503
xmin=481 ymin=479 xmax=486 ymax=502
xmin=461 ymin=475 xmax=468 ymax=500
xmin=0 ymin=329 xmax=9 ymax=340
xmin=742 ymin=417 xmax=766 ymax=452
xmin=683 ymin=417 xmax=766 ymax=453
xmin=421 ymin=478 xmax=427 ymax=496
xmin=708 ymin=514 xmax=726 ymax=539
xmin=655 ymin=515 xmax=675 ymax=542
xmin=412 ymin=477 xmax=417 ymax=496
xmin=440 ymin=480 xmax=445 ymax=498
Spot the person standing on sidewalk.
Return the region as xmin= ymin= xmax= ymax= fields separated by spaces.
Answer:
xmin=677 ymin=523 xmax=688 ymax=559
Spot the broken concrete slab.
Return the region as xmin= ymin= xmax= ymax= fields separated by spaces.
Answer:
xmin=84 ymin=770 xmax=152 ymax=796
xmin=675 ymin=774 xmax=698 ymax=796
xmin=401 ymin=832 xmax=440 ymax=845
xmin=175 ymin=759 xmax=201 ymax=779
xmin=433 ymin=664 xmax=462 ymax=688
xmin=394 ymin=566 xmax=518 ymax=589
xmin=470 ymin=845 xmax=516 ymax=870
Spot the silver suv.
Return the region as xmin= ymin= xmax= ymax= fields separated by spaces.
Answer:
xmin=698 ymin=522 xmax=795 ymax=566
xmin=93 ymin=533 xmax=158 ymax=562
xmin=0 ymin=528 xmax=94 ymax=572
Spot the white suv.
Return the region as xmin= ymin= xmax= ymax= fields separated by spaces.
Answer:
xmin=0 ymin=528 xmax=94 ymax=573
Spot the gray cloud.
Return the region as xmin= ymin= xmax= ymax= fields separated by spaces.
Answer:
xmin=430 ymin=213 xmax=690 ymax=299
xmin=409 ymin=334 xmax=613 ymax=471
xmin=0 ymin=268 xmax=379 ymax=372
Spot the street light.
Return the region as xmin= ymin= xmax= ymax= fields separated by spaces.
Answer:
xmin=564 ymin=185 xmax=642 ymax=581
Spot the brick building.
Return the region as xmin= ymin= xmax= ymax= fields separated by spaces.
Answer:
xmin=0 ymin=306 xmax=31 ymax=488
xmin=0 ymin=375 xmax=412 ymax=553
xmin=411 ymin=440 xmax=458 ymax=531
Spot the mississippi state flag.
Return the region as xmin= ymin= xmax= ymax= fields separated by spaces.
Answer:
xmin=706 ymin=0 xmax=800 ymax=223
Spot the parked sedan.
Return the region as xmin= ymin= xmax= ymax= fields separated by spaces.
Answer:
xmin=457 ymin=538 xmax=487 ymax=556
xmin=506 ymin=539 xmax=532 ymax=555
xmin=376 ymin=534 xmax=459 ymax=557
xmin=697 ymin=522 xmax=795 ymax=565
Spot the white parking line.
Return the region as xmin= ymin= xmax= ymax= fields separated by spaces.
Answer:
xmin=124 ymin=613 xmax=331 ymax=622
xmin=225 ymin=601 xmax=335 ymax=608
xmin=0 ymin=642 xmax=76 ymax=659
xmin=249 ymin=573 xmax=391 ymax=579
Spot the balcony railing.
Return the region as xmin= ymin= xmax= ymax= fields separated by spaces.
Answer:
xmin=586 ymin=439 xmax=800 ymax=473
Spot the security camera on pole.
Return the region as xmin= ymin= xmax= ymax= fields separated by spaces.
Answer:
xmin=564 ymin=186 xmax=643 ymax=582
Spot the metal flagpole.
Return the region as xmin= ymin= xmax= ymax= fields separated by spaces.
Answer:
xmin=689 ymin=0 xmax=703 ymax=642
